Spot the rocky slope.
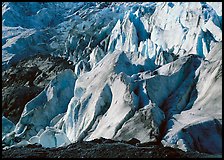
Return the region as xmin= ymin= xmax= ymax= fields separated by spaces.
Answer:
xmin=2 ymin=54 xmax=74 ymax=123
xmin=2 ymin=2 xmax=222 ymax=157
xmin=2 ymin=138 xmax=221 ymax=158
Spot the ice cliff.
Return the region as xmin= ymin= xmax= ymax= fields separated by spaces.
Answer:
xmin=2 ymin=2 xmax=222 ymax=155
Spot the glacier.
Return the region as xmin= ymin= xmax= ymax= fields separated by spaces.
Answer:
xmin=2 ymin=2 xmax=222 ymax=155
xmin=2 ymin=116 xmax=15 ymax=138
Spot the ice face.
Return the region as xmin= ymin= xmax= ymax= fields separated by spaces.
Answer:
xmin=2 ymin=2 xmax=221 ymax=70
xmin=161 ymin=43 xmax=222 ymax=154
xmin=2 ymin=116 xmax=15 ymax=138
xmin=2 ymin=69 xmax=76 ymax=147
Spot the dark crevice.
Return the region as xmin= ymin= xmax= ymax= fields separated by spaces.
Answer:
xmin=158 ymin=76 xmax=199 ymax=141
xmin=156 ymin=56 xmax=201 ymax=142
xmin=113 ymin=109 xmax=135 ymax=138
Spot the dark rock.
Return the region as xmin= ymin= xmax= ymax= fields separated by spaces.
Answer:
xmin=27 ymin=144 xmax=42 ymax=148
xmin=103 ymin=139 xmax=118 ymax=144
xmin=2 ymin=140 xmax=220 ymax=158
xmin=136 ymin=141 xmax=161 ymax=147
xmin=90 ymin=137 xmax=118 ymax=144
xmin=90 ymin=138 xmax=104 ymax=144
xmin=126 ymin=138 xmax=140 ymax=146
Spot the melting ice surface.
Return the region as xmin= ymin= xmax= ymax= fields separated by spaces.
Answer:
xmin=2 ymin=2 xmax=222 ymax=155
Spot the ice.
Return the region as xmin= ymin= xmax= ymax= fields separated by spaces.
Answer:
xmin=29 ymin=136 xmax=39 ymax=144
xmin=2 ymin=116 xmax=15 ymax=137
xmin=2 ymin=2 xmax=222 ymax=69
xmin=2 ymin=2 xmax=222 ymax=154
xmin=39 ymin=127 xmax=71 ymax=148
xmin=114 ymin=103 xmax=165 ymax=143
xmin=161 ymin=43 xmax=222 ymax=154
xmin=206 ymin=2 xmax=222 ymax=17
xmin=3 ymin=69 xmax=76 ymax=147
xmin=203 ymin=18 xmax=222 ymax=41
xmin=89 ymin=46 xmax=105 ymax=68
xmin=62 ymin=51 xmax=143 ymax=142
xmin=147 ymin=2 xmax=221 ymax=60
xmin=162 ymin=117 xmax=222 ymax=154
xmin=85 ymin=73 xmax=135 ymax=140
